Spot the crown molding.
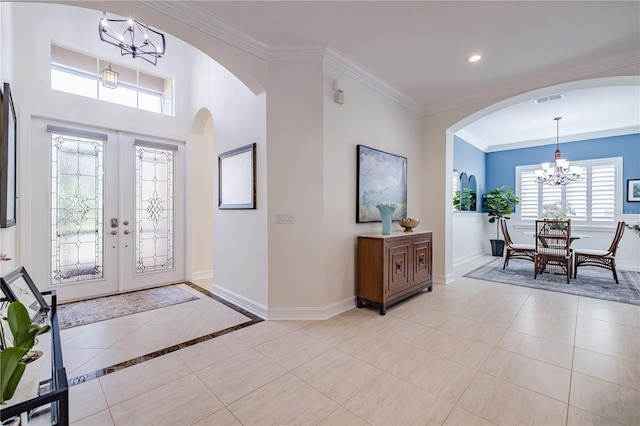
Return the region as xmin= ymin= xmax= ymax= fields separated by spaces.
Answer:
xmin=324 ymin=46 xmax=425 ymax=114
xmin=141 ymin=0 xmax=271 ymax=59
xmin=140 ymin=0 xmax=425 ymax=115
xmin=425 ymin=52 xmax=640 ymax=117
xmin=469 ymin=125 xmax=640 ymax=153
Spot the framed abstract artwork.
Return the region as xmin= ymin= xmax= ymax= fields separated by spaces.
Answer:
xmin=356 ymin=145 xmax=407 ymax=223
xmin=218 ymin=143 xmax=256 ymax=209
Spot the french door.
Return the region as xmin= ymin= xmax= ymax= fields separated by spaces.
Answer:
xmin=29 ymin=118 xmax=184 ymax=301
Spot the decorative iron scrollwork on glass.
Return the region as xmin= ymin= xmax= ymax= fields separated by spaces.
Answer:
xmin=51 ymin=133 xmax=104 ymax=284
xmin=135 ymin=145 xmax=175 ymax=274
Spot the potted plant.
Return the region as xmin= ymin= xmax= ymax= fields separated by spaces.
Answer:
xmin=483 ymin=186 xmax=519 ymax=256
xmin=0 ymin=301 xmax=50 ymax=404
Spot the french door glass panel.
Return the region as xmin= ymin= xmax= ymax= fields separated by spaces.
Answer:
xmin=51 ymin=133 xmax=104 ymax=284
xmin=135 ymin=145 xmax=175 ymax=274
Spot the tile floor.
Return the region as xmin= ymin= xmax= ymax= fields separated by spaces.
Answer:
xmin=61 ymin=283 xmax=255 ymax=382
xmin=67 ymin=256 xmax=640 ymax=425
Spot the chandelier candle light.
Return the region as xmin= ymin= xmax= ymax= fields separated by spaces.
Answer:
xmin=99 ymin=12 xmax=166 ymax=65
xmin=535 ymin=117 xmax=583 ymax=186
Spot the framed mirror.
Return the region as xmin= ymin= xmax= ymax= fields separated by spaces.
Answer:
xmin=468 ymin=174 xmax=477 ymax=211
xmin=459 ymin=172 xmax=469 ymax=210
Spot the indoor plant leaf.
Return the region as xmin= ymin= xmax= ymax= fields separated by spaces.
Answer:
xmin=0 ymin=347 xmax=28 ymax=404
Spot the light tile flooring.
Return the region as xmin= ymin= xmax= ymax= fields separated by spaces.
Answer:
xmin=68 ymin=257 xmax=640 ymax=425
xmin=61 ymin=283 xmax=254 ymax=381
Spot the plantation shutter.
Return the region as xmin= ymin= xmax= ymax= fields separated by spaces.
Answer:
xmin=515 ymin=157 xmax=620 ymax=226
xmin=591 ymin=161 xmax=616 ymax=222
xmin=542 ymin=184 xmax=562 ymax=209
xmin=565 ymin=177 xmax=587 ymax=221
xmin=518 ymin=169 xmax=539 ymax=221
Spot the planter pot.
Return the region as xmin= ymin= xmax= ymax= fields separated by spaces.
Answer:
xmin=490 ymin=239 xmax=505 ymax=257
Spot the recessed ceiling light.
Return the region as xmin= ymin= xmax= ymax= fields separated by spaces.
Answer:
xmin=468 ymin=54 xmax=482 ymax=63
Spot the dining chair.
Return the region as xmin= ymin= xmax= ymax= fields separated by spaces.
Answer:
xmin=500 ymin=219 xmax=535 ymax=269
xmin=534 ymin=219 xmax=572 ymax=283
xmin=574 ymin=221 xmax=626 ymax=284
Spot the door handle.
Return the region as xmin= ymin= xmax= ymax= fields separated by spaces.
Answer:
xmin=110 ymin=230 xmax=117 ymax=235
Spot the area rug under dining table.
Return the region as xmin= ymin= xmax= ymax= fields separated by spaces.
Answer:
xmin=464 ymin=257 xmax=640 ymax=306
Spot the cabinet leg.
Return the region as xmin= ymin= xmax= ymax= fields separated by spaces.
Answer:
xmin=379 ymin=305 xmax=386 ymax=315
xmin=356 ymin=298 xmax=363 ymax=308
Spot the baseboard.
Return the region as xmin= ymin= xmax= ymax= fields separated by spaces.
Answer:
xmin=211 ymin=285 xmax=268 ymax=319
xmin=453 ymin=251 xmax=486 ymax=268
xmin=433 ymin=273 xmax=453 ymax=285
xmin=191 ymin=269 xmax=213 ymax=281
xmin=618 ymin=261 xmax=640 ymax=272
xmin=210 ymin=285 xmax=356 ymax=320
xmin=266 ymin=297 xmax=355 ymax=320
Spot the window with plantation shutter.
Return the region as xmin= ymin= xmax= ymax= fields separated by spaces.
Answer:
xmin=517 ymin=169 xmax=539 ymax=221
xmin=516 ymin=157 xmax=621 ymax=227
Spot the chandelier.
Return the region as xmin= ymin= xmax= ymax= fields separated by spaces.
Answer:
xmin=534 ymin=117 xmax=583 ymax=186
xmin=99 ymin=12 xmax=166 ymax=66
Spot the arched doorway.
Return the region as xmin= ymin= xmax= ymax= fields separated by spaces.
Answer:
xmin=187 ymin=108 xmax=215 ymax=287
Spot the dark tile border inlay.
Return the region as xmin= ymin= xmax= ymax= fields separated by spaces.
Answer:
xmin=67 ymin=281 xmax=263 ymax=386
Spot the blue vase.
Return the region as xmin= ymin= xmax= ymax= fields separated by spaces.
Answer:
xmin=377 ymin=204 xmax=396 ymax=235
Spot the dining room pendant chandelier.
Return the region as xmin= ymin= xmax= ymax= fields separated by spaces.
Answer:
xmin=99 ymin=12 xmax=166 ymax=66
xmin=535 ymin=117 xmax=583 ymax=186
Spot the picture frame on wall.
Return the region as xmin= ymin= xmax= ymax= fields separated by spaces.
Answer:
xmin=628 ymin=179 xmax=640 ymax=202
xmin=356 ymin=144 xmax=407 ymax=223
xmin=218 ymin=143 xmax=257 ymax=209
xmin=1 ymin=82 xmax=17 ymax=228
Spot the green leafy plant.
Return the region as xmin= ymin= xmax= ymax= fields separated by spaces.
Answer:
xmin=454 ymin=188 xmax=477 ymax=211
xmin=0 ymin=301 xmax=50 ymax=404
xmin=483 ymin=186 xmax=520 ymax=240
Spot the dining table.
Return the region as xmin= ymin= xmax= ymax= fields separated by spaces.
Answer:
xmin=523 ymin=231 xmax=592 ymax=279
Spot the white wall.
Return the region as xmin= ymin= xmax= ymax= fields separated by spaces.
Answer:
xmin=452 ymin=213 xmax=486 ymax=267
xmin=322 ymin=65 xmax=423 ymax=314
xmin=264 ymin=61 xmax=326 ymax=317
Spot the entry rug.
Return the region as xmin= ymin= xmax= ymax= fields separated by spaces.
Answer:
xmin=464 ymin=258 xmax=640 ymax=306
xmin=57 ymin=285 xmax=199 ymax=329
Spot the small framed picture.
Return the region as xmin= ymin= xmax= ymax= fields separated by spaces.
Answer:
xmin=218 ymin=143 xmax=256 ymax=209
xmin=628 ymin=179 xmax=640 ymax=202
xmin=0 ymin=267 xmax=50 ymax=323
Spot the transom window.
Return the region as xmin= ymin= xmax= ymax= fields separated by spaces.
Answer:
xmin=50 ymin=44 xmax=174 ymax=116
xmin=516 ymin=157 xmax=622 ymax=227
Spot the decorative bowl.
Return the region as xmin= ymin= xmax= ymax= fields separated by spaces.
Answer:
xmin=398 ymin=218 xmax=420 ymax=232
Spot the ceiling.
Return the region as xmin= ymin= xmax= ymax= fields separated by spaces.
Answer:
xmin=174 ymin=1 xmax=640 ymax=150
xmin=75 ymin=1 xmax=640 ymax=149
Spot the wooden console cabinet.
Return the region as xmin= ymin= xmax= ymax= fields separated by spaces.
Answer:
xmin=356 ymin=231 xmax=432 ymax=315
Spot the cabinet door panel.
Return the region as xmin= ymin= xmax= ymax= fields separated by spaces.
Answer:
xmin=387 ymin=244 xmax=411 ymax=296
xmin=413 ymin=239 xmax=432 ymax=283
